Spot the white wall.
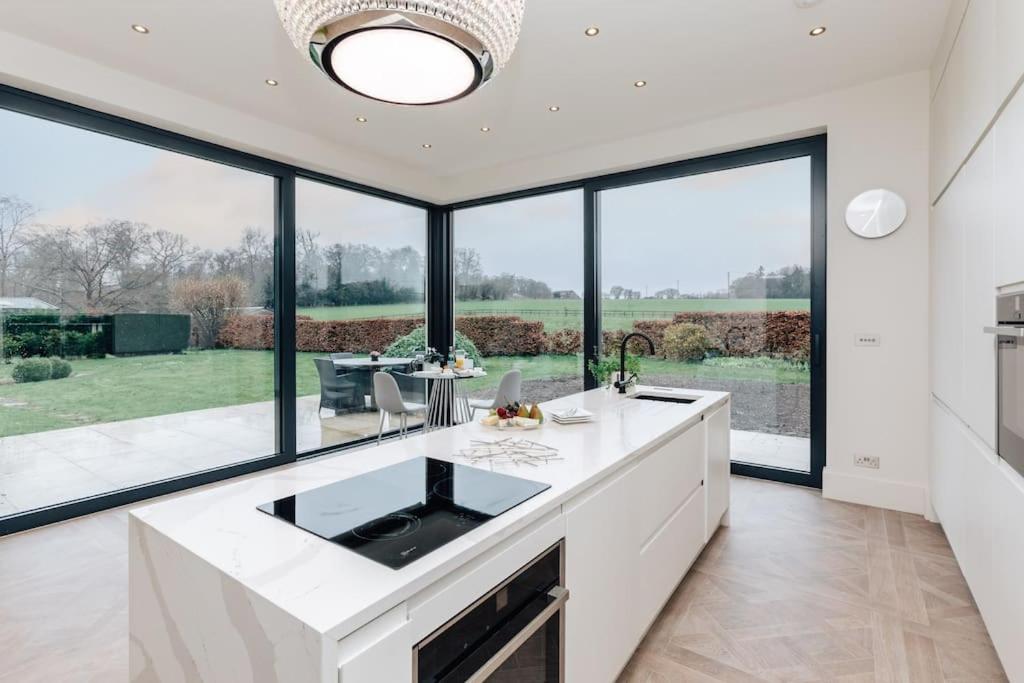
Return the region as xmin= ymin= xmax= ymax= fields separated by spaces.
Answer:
xmin=929 ymin=1 xmax=1024 ymax=679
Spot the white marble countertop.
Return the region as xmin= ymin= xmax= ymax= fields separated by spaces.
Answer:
xmin=130 ymin=385 xmax=729 ymax=641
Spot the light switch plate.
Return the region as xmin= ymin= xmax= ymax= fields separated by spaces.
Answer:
xmin=855 ymin=333 xmax=880 ymax=347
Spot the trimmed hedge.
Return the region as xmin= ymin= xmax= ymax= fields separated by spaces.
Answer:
xmin=632 ymin=311 xmax=810 ymax=360
xmin=110 ymin=314 xmax=190 ymax=355
xmin=455 ymin=316 xmax=546 ymax=356
xmin=215 ymin=311 xmax=810 ymax=361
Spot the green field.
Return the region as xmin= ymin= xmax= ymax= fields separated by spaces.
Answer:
xmin=0 ymin=349 xmax=807 ymax=438
xmin=300 ymin=298 xmax=809 ymax=331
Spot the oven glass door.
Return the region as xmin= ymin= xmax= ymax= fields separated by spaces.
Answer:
xmin=415 ymin=542 xmax=565 ymax=683
xmin=999 ymin=334 xmax=1024 ymax=476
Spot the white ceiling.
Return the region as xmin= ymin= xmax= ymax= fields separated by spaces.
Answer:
xmin=0 ymin=0 xmax=948 ymax=202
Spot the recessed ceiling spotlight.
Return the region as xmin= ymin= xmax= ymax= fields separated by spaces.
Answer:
xmin=422 ymin=143 xmax=432 ymax=149
xmin=809 ymin=26 xmax=827 ymax=37
xmin=584 ymin=27 xmax=600 ymax=37
xmin=548 ymin=105 xmax=560 ymax=112
xmin=480 ymin=126 xmax=491 ymax=132
xmin=355 ymin=116 xmax=368 ymax=123
xmin=131 ymin=24 xmax=150 ymax=34
xmin=634 ymin=80 xmax=647 ymax=88
xmin=265 ymin=79 xmax=279 ymax=86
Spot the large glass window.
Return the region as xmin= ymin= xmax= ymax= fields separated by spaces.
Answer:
xmin=600 ymin=158 xmax=813 ymax=473
xmin=294 ymin=178 xmax=427 ymax=454
xmin=0 ymin=108 xmax=277 ymax=519
xmin=453 ymin=191 xmax=584 ymax=405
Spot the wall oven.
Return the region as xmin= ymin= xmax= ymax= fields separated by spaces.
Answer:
xmin=413 ymin=541 xmax=567 ymax=682
xmin=987 ymin=293 xmax=1024 ymax=478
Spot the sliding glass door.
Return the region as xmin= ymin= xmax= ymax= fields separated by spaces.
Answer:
xmin=293 ymin=178 xmax=428 ymax=454
xmin=593 ymin=141 xmax=825 ymax=486
xmin=0 ymin=105 xmax=282 ymax=522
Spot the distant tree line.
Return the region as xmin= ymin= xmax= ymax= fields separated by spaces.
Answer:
xmin=0 ymin=194 xmax=428 ymax=316
xmin=729 ymin=265 xmax=810 ymax=299
xmin=454 ymin=247 xmax=553 ymax=300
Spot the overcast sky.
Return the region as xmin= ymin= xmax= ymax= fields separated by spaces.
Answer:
xmin=2 ymin=109 xmax=809 ymax=295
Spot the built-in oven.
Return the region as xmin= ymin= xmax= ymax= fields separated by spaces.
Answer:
xmin=413 ymin=541 xmax=567 ymax=682
xmin=986 ymin=293 xmax=1024 ymax=478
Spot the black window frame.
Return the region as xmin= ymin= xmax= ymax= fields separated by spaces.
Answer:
xmin=0 ymin=81 xmax=825 ymax=535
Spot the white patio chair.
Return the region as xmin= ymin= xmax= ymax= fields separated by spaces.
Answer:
xmin=373 ymin=371 xmax=427 ymax=443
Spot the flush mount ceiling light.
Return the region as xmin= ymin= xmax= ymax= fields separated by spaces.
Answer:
xmin=355 ymin=116 xmax=368 ymax=123
xmin=421 ymin=143 xmax=433 ymax=149
xmin=809 ymin=26 xmax=827 ymax=36
xmin=480 ymin=126 xmax=491 ymax=132
xmin=265 ymin=78 xmax=279 ymax=86
xmin=548 ymin=105 xmax=560 ymax=112
xmin=131 ymin=24 xmax=150 ymax=34
xmin=584 ymin=26 xmax=600 ymax=37
xmin=634 ymin=80 xmax=647 ymax=88
xmin=274 ymin=0 xmax=525 ymax=106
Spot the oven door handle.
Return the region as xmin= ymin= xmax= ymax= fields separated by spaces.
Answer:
xmin=464 ymin=586 xmax=569 ymax=683
xmin=984 ymin=326 xmax=1024 ymax=336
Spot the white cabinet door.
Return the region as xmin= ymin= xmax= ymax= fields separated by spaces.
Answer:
xmin=930 ymin=181 xmax=965 ymax=414
xmin=564 ymin=425 xmax=708 ymax=683
xmin=996 ymin=0 xmax=1024 ymax=109
xmin=994 ymin=85 xmax=1024 ymax=288
xmin=564 ymin=464 xmax=644 ymax=683
xmin=961 ymin=133 xmax=998 ymax=448
xmin=705 ymin=402 xmax=731 ymax=539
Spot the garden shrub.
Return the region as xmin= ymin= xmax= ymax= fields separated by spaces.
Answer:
xmin=49 ymin=357 xmax=72 ymax=379
xmin=1 ymin=336 xmax=23 ymax=362
xmin=545 ymin=328 xmax=582 ymax=355
xmin=661 ymin=323 xmax=711 ymax=362
xmin=385 ymin=325 xmax=483 ymax=366
xmin=12 ymin=358 xmax=53 ymax=383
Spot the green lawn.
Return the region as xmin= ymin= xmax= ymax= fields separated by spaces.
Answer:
xmin=300 ymin=298 xmax=809 ymax=332
xmin=0 ymin=350 xmax=807 ymax=438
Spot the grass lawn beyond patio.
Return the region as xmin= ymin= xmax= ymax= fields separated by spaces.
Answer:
xmin=0 ymin=350 xmax=807 ymax=438
xmin=300 ymin=298 xmax=809 ymax=331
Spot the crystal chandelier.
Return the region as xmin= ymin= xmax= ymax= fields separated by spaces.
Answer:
xmin=274 ymin=0 xmax=526 ymax=105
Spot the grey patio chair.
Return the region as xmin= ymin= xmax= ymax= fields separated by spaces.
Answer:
xmin=390 ymin=369 xmax=428 ymax=405
xmin=373 ymin=371 xmax=427 ymax=443
xmin=468 ymin=369 xmax=522 ymax=418
xmin=314 ymin=357 xmax=361 ymax=415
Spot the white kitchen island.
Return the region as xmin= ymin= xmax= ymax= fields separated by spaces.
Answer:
xmin=129 ymin=386 xmax=730 ymax=683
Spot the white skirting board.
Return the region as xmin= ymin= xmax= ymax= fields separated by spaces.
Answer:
xmin=822 ymin=466 xmax=927 ymax=515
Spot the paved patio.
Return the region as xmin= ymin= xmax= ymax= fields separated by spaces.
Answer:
xmin=0 ymin=395 xmax=421 ymax=517
xmin=731 ymin=429 xmax=810 ymax=471
xmin=1 ymin=403 xmax=803 ymax=519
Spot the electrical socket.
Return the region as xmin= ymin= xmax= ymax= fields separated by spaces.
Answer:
xmin=855 ymin=454 xmax=880 ymax=469
xmin=855 ymin=334 xmax=880 ymax=347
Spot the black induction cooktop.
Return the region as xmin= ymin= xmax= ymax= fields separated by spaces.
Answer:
xmin=257 ymin=458 xmax=550 ymax=569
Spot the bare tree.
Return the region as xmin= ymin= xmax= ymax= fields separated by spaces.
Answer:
xmin=0 ymin=195 xmax=36 ymax=297
xmin=171 ymin=276 xmax=248 ymax=348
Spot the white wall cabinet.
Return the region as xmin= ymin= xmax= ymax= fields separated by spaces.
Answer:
xmin=930 ymin=176 xmax=965 ymax=415
xmin=564 ymin=414 xmax=727 ymax=683
xmin=961 ymin=133 xmax=997 ymax=448
xmin=994 ymin=83 xmax=1024 ymax=288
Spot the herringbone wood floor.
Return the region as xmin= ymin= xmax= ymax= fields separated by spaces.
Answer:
xmin=0 ymin=476 xmax=1006 ymax=682
xmin=619 ymin=477 xmax=1007 ymax=682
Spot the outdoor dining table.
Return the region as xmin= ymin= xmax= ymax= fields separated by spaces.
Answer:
xmin=332 ymin=357 xmax=415 ymax=410
xmin=411 ymin=368 xmax=488 ymax=429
